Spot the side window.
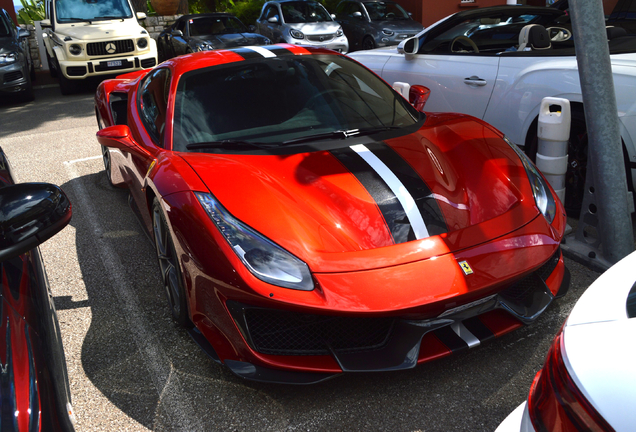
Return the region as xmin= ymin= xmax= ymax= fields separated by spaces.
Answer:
xmin=138 ymin=68 xmax=171 ymax=147
xmin=176 ymin=19 xmax=186 ymax=33
xmin=264 ymin=5 xmax=278 ymax=20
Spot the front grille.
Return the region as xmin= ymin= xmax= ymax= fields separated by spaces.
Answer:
xmin=241 ymin=307 xmax=395 ymax=356
xmin=307 ymin=34 xmax=335 ymax=43
xmin=140 ymin=58 xmax=156 ymax=68
xmin=3 ymin=71 xmax=22 ymax=83
xmin=87 ymin=39 xmax=134 ymax=56
xmin=66 ymin=66 xmax=87 ymax=76
xmin=537 ymin=248 xmax=561 ymax=281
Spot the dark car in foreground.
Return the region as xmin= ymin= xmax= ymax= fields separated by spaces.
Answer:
xmin=95 ymin=44 xmax=568 ymax=384
xmin=158 ymin=13 xmax=271 ymax=61
xmin=0 ymin=9 xmax=34 ymax=102
xmin=0 ymin=147 xmax=75 ymax=430
xmin=335 ymin=0 xmax=423 ymax=51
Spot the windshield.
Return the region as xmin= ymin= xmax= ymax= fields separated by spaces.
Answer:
xmin=55 ymin=0 xmax=133 ymax=23
xmin=0 ymin=14 xmax=10 ymax=37
xmin=363 ymin=2 xmax=409 ymax=21
xmin=173 ymin=54 xmax=420 ymax=152
xmin=189 ymin=16 xmax=247 ymax=36
xmin=281 ymin=2 xmax=332 ymax=24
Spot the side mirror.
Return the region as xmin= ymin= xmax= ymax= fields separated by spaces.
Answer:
xmin=352 ymin=11 xmax=362 ymax=19
xmin=409 ymin=85 xmax=430 ymax=111
xmin=96 ymin=125 xmax=151 ymax=159
xmin=0 ymin=183 xmax=72 ymax=262
xmin=398 ymin=36 xmax=419 ymax=58
xmin=171 ymin=29 xmax=183 ymax=37
xmin=136 ymin=12 xmax=147 ymax=20
xmin=18 ymin=28 xmax=31 ymax=39
xmin=268 ymin=16 xmax=279 ymax=24
xmin=331 ymin=13 xmax=336 ymax=19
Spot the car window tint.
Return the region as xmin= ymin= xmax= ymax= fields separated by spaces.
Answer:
xmin=0 ymin=11 xmax=10 ymax=37
xmin=55 ymin=0 xmax=133 ymax=22
xmin=190 ymin=16 xmax=246 ymax=36
xmin=173 ymin=54 xmax=420 ymax=151
xmin=176 ymin=19 xmax=186 ymax=33
xmin=363 ymin=1 xmax=409 ymax=21
xmin=281 ymin=2 xmax=332 ymax=23
xmin=139 ymin=68 xmax=171 ymax=146
xmin=264 ymin=5 xmax=278 ymax=20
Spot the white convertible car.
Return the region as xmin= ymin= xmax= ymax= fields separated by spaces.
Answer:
xmin=348 ymin=5 xmax=636 ymax=215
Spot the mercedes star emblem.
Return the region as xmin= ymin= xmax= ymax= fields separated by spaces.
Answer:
xmin=105 ymin=43 xmax=116 ymax=54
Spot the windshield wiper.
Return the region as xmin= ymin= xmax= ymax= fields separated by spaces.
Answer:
xmin=282 ymin=129 xmax=361 ymax=145
xmin=93 ymin=16 xmax=126 ymax=20
xmin=186 ymin=140 xmax=280 ymax=151
xmin=355 ymin=126 xmax=402 ymax=136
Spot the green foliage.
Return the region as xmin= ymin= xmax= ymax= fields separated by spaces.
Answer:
xmin=225 ymin=0 xmax=264 ymax=26
xmin=16 ymin=0 xmax=45 ymax=25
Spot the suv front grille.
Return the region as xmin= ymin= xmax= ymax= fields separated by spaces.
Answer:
xmin=87 ymin=39 xmax=135 ymax=56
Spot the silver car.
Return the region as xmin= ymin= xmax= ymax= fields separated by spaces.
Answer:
xmin=256 ymin=0 xmax=349 ymax=53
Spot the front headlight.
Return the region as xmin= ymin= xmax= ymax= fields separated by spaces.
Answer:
xmin=504 ymin=136 xmax=556 ymax=223
xmin=196 ymin=193 xmax=314 ymax=291
xmin=69 ymin=44 xmax=82 ymax=55
xmin=0 ymin=52 xmax=18 ymax=65
xmin=290 ymin=29 xmax=304 ymax=39
xmin=336 ymin=28 xmax=344 ymax=37
xmin=382 ymin=29 xmax=394 ymax=36
xmin=137 ymin=37 xmax=148 ymax=49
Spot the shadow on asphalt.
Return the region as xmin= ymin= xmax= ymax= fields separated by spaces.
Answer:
xmin=54 ymin=172 xmax=603 ymax=431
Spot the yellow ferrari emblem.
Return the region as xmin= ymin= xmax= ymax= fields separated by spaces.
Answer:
xmin=459 ymin=261 xmax=473 ymax=275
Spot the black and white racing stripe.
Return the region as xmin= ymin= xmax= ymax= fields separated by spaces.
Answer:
xmin=231 ymin=45 xmax=299 ymax=60
xmin=331 ymin=142 xmax=447 ymax=244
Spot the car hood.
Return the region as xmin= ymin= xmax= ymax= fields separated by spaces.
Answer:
xmin=0 ymin=37 xmax=17 ymax=54
xmin=192 ymin=33 xmax=270 ymax=48
xmin=53 ymin=19 xmax=145 ymax=41
xmin=288 ymin=21 xmax=341 ymax=35
xmin=180 ymin=113 xmax=540 ymax=272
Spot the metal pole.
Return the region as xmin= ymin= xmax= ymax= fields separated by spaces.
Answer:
xmin=568 ymin=0 xmax=634 ymax=264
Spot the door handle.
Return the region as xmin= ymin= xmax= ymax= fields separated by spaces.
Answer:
xmin=464 ymin=76 xmax=487 ymax=87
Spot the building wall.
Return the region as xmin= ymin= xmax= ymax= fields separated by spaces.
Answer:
xmin=402 ymin=0 xmax=622 ymax=28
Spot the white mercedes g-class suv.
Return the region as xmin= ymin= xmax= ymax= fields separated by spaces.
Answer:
xmin=41 ymin=0 xmax=157 ymax=94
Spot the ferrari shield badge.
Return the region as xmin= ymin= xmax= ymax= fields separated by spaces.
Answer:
xmin=459 ymin=261 xmax=473 ymax=276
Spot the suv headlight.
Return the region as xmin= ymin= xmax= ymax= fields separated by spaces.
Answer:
xmin=290 ymin=29 xmax=304 ymax=39
xmin=0 ymin=52 xmax=18 ymax=64
xmin=137 ymin=38 xmax=148 ymax=49
xmin=504 ymin=136 xmax=556 ymax=223
xmin=196 ymin=193 xmax=314 ymax=291
xmin=69 ymin=44 xmax=82 ymax=55
xmin=382 ymin=29 xmax=394 ymax=36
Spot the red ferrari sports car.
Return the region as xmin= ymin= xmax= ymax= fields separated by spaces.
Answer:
xmin=95 ymin=44 xmax=569 ymax=384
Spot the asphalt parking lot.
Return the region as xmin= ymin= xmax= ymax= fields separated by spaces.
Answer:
xmin=0 ymin=80 xmax=609 ymax=431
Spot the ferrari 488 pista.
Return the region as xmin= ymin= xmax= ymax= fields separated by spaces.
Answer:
xmin=95 ymin=44 xmax=569 ymax=383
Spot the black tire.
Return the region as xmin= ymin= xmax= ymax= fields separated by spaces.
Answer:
xmin=101 ymin=145 xmax=115 ymax=187
xmin=526 ymin=109 xmax=588 ymax=216
xmin=362 ymin=36 xmax=376 ymax=51
xmin=152 ymin=199 xmax=190 ymax=327
xmin=46 ymin=50 xmax=57 ymax=78
xmin=18 ymin=68 xmax=34 ymax=102
xmin=58 ymin=72 xmax=74 ymax=95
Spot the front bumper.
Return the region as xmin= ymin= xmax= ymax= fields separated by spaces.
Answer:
xmin=285 ymin=36 xmax=349 ymax=53
xmin=0 ymin=62 xmax=29 ymax=94
xmin=59 ymin=52 xmax=157 ymax=79
xmin=201 ymin=247 xmax=568 ymax=384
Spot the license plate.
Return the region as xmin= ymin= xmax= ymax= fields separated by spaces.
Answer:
xmin=107 ymin=60 xmax=122 ymax=67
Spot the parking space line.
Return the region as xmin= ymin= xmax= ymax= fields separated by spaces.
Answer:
xmin=64 ymin=160 xmax=203 ymax=431
xmin=66 ymin=155 xmax=101 ymax=164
